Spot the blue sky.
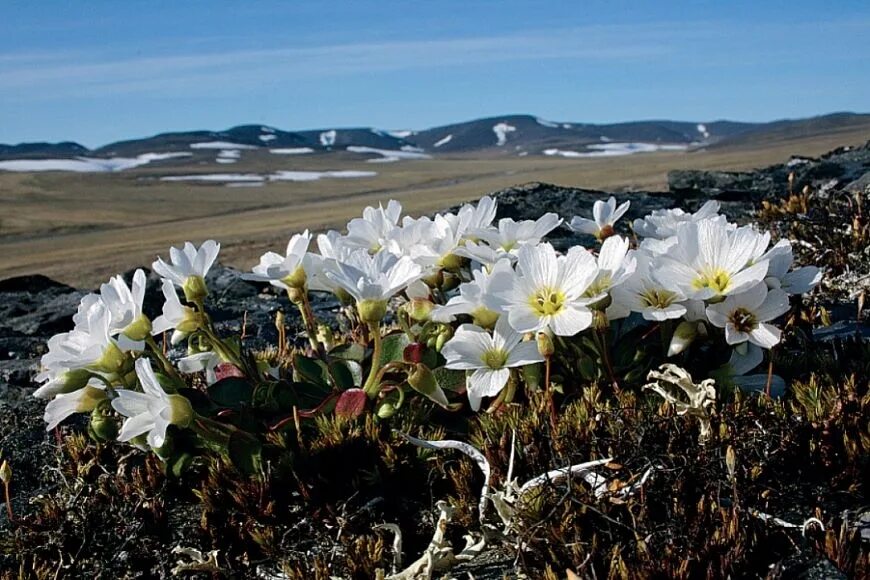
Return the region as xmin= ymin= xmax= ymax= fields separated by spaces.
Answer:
xmin=1 ymin=1 xmax=868 ymax=147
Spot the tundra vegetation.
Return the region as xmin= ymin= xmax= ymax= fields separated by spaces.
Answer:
xmin=2 ymin=182 xmax=868 ymax=579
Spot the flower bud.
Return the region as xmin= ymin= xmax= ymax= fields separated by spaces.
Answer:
xmin=92 ymin=342 xmax=126 ymax=374
xmin=358 ymin=299 xmax=387 ymax=324
xmin=668 ymin=321 xmax=699 ymax=357
xmin=407 ymin=363 xmax=449 ymax=407
xmin=281 ymin=266 xmax=307 ymax=290
xmin=167 ymin=394 xmax=194 ymax=429
xmin=182 ymin=275 xmax=209 ymax=303
xmin=405 ymin=298 xmax=435 ymax=322
xmin=403 ymin=342 xmax=425 ymax=364
xmin=376 ymin=402 xmax=397 ymax=419
xmin=0 ymin=460 xmax=10 ymax=485
xmin=536 ymin=332 xmax=555 ymax=358
xmin=58 ymin=368 xmax=93 ymax=395
xmin=123 ymin=313 xmax=153 ymax=342
xmin=88 ymin=403 xmax=119 ymax=442
xmin=435 ymin=327 xmax=453 ymax=352
xmin=438 ymin=253 xmax=464 ymax=273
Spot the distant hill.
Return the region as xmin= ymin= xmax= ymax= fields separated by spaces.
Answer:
xmin=2 ymin=112 xmax=868 ymax=162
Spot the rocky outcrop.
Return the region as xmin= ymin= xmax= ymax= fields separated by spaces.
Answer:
xmin=668 ymin=141 xmax=870 ymax=199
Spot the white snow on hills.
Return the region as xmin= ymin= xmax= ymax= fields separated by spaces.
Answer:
xmin=189 ymin=141 xmax=258 ymax=150
xmin=433 ymin=135 xmax=453 ymax=148
xmin=319 ymin=130 xmax=337 ymax=147
xmin=535 ymin=117 xmax=559 ymax=129
xmin=346 ymin=146 xmax=431 ymax=163
xmin=492 ymin=122 xmax=516 ymax=146
xmin=0 ymin=152 xmax=192 ymax=173
xmin=543 ymin=142 xmax=689 ymax=158
xmin=697 ymin=124 xmax=710 ymax=139
xmin=160 ymin=170 xmax=376 ymax=185
xmin=270 ymin=147 xmax=315 ymax=155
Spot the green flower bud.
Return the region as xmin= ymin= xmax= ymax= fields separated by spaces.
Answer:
xmin=88 ymin=403 xmax=119 ymax=442
xmin=182 ymin=275 xmax=209 ymax=303
xmin=358 ymin=299 xmax=387 ymax=324
xmin=91 ymin=342 xmax=126 ymax=374
xmin=316 ymin=324 xmax=335 ymax=351
xmin=122 ymin=313 xmax=152 ymax=342
xmin=281 ymin=266 xmax=307 ymax=290
xmin=406 ymin=298 xmax=435 ymax=322
xmin=0 ymin=460 xmax=10 ymax=485
xmin=407 ymin=363 xmax=449 ymax=407
xmin=435 ymin=327 xmax=453 ymax=352
xmin=536 ymin=332 xmax=555 ymax=357
xmin=668 ymin=321 xmax=699 ymax=357
xmin=376 ymin=402 xmax=396 ymax=419
xmin=167 ymin=394 xmax=194 ymax=429
xmin=438 ymin=253 xmax=463 ymax=273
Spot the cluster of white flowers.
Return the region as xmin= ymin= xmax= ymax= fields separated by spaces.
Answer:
xmin=35 ymin=193 xmax=822 ymax=440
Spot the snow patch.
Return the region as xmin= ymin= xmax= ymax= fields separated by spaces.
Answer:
xmin=260 ymin=126 xmax=275 ymax=133
xmin=696 ymin=124 xmax=710 ymax=139
xmin=190 ymin=141 xmax=258 ymax=150
xmin=787 ymin=157 xmax=811 ymax=168
xmin=0 ymin=153 xmax=191 ymax=173
xmin=160 ymin=170 xmax=376 ymax=184
xmin=387 ymin=129 xmax=415 ymax=139
xmin=259 ymin=134 xmax=277 ymax=142
xmin=270 ymin=147 xmax=315 ymax=155
xmin=346 ymin=146 xmax=431 ymax=163
xmin=492 ymin=122 xmax=516 ymax=146
xmin=543 ymin=142 xmax=688 ymax=158
xmin=562 ymin=123 xmax=573 ymax=129
xmin=319 ymin=130 xmax=337 ymax=147
xmin=535 ymin=117 xmax=559 ymax=128
xmin=433 ymin=134 xmax=453 ymax=148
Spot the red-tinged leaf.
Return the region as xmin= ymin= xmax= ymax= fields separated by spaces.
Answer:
xmin=215 ymin=363 xmax=244 ymax=381
xmin=335 ymin=388 xmax=368 ymax=419
xmin=403 ymin=342 xmax=425 ymax=363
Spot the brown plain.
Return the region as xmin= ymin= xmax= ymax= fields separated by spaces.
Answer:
xmin=1 ymin=122 xmax=868 ymax=288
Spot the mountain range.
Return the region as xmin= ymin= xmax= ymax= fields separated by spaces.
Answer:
xmin=2 ymin=112 xmax=869 ymax=162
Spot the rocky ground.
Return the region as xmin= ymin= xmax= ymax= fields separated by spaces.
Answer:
xmin=1 ymin=142 xmax=868 ymax=578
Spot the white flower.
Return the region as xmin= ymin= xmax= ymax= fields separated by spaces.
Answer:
xmin=324 ymin=249 xmax=423 ymax=322
xmin=345 ymin=200 xmax=402 ymax=252
xmin=243 ymin=230 xmax=312 ymax=290
xmin=474 ymin=213 xmax=562 ymax=254
xmin=112 ymin=358 xmax=193 ymax=449
xmin=759 ymin=240 xmax=822 ymax=295
xmin=728 ymin=342 xmax=764 ymax=375
xmin=458 ymin=195 xmax=498 ymax=238
xmin=151 ymin=280 xmax=200 ymax=344
xmin=431 ymin=260 xmax=514 ymax=327
xmin=442 ymin=317 xmax=543 ymax=411
xmin=152 ymin=240 xmax=220 ymax=301
xmin=706 ymin=282 xmax=790 ymax=348
xmin=583 ymin=235 xmax=637 ymax=301
xmin=38 ymin=301 xmax=125 ymax=376
xmin=153 ymin=240 xmax=220 ymax=286
xmin=306 ymin=230 xmax=357 ymax=294
xmin=98 ymin=269 xmax=149 ymax=348
xmin=504 ymin=242 xmax=600 ymax=336
xmin=610 ymin=252 xmax=687 ymax=321
xmin=454 ymin=240 xmax=517 ymax=269
xmin=655 ymin=220 xmax=771 ymax=301
xmin=569 ymin=196 xmax=630 ymax=239
xmin=386 ymin=214 xmax=464 ymax=271
xmin=178 ymin=351 xmax=221 ymax=384
xmin=44 ymin=384 xmax=107 ymax=430
xmin=632 ymin=200 xmax=722 ymax=239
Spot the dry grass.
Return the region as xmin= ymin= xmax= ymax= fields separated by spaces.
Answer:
xmin=1 ymin=124 xmax=868 ymax=287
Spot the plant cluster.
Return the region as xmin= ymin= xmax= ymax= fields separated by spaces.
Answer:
xmin=33 ymin=195 xmax=822 ymax=473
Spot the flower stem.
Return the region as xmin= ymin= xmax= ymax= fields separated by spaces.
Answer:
xmin=596 ymin=328 xmax=620 ymax=392
xmin=146 ymin=336 xmax=183 ymax=385
xmin=363 ymin=322 xmax=383 ymax=399
xmin=293 ymin=290 xmax=325 ymax=358
xmin=3 ymin=481 xmax=12 ymax=524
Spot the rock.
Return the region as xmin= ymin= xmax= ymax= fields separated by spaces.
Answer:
xmin=846 ymin=170 xmax=870 ymax=193
xmin=0 ymin=275 xmax=85 ymax=339
xmin=667 ymin=169 xmax=774 ymax=201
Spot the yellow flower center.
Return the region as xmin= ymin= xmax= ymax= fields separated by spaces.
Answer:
xmin=639 ymin=288 xmax=678 ymax=309
xmin=529 ymin=287 xmax=566 ymax=317
xmin=692 ymin=268 xmax=731 ymax=294
xmin=728 ymin=307 xmax=757 ymax=333
xmin=480 ymin=348 xmax=509 ymax=369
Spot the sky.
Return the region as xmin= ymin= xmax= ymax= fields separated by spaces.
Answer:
xmin=1 ymin=1 xmax=868 ymax=148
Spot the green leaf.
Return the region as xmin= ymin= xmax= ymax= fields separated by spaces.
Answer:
xmin=379 ymin=333 xmax=411 ymax=367
xmin=227 ymin=431 xmax=262 ymax=475
xmin=329 ymin=360 xmax=357 ymax=390
xmin=207 ymin=377 xmax=254 ymax=409
xmin=166 ymin=451 xmax=195 ymax=478
xmin=329 ymin=343 xmax=366 ymax=362
xmin=293 ymin=354 xmax=330 ymax=386
xmin=432 ymin=367 xmax=466 ymax=393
